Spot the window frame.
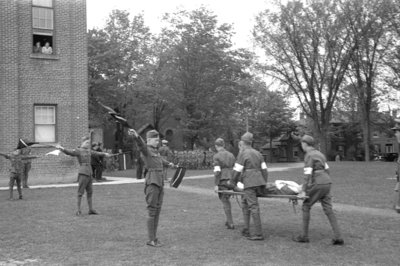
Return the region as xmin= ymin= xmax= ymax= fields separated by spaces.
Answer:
xmin=32 ymin=0 xmax=55 ymax=55
xmin=34 ymin=104 xmax=57 ymax=144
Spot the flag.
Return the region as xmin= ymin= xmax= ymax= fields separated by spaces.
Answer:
xmin=97 ymin=101 xmax=132 ymax=128
xmin=46 ymin=149 xmax=61 ymax=156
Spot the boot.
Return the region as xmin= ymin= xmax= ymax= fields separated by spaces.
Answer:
xmin=76 ymin=196 xmax=82 ymax=216
xmin=251 ymin=212 xmax=263 ymax=239
xmin=147 ymin=216 xmax=156 ymax=242
xmin=326 ymin=210 xmax=341 ymax=240
xmin=154 ymin=209 xmax=161 ymax=240
xmin=9 ymin=187 xmax=13 ymax=200
xmin=242 ymin=207 xmax=250 ymax=235
xmin=87 ymin=197 xmax=98 ymax=214
xmin=302 ymin=209 xmax=310 ymax=239
xmin=222 ymin=200 xmax=234 ymax=229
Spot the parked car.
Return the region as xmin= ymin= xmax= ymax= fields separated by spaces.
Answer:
xmin=381 ymin=153 xmax=399 ymax=162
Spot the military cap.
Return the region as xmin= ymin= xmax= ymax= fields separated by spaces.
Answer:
xmin=214 ymin=138 xmax=225 ymax=147
xmin=241 ymin=132 xmax=253 ymax=143
xmin=301 ymin=135 xmax=315 ymax=146
xmin=162 ymin=140 xmax=168 ymax=144
xmin=146 ymin=130 xmax=159 ymax=139
xmin=16 ymin=138 xmax=37 ymax=150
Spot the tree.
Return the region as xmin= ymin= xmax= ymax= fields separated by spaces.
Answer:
xmin=254 ymin=0 xmax=357 ymax=154
xmin=247 ymin=82 xmax=295 ymax=161
xmin=88 ymin=10 xmax=154 ymax=150
xmin=157 ymin=7 xmax=254 ymax=148
xmin=343 ymin=0 xmax=397 ymax=161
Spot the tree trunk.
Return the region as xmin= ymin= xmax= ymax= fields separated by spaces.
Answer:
xmin=362 ymin=112 xmax=371 ymax=162
xmin=315 ymin=124 xmax=330 ymax=157
xmin=269 ymin=137 xmax=273 ymax=163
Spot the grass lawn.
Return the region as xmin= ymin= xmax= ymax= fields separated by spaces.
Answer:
xmin=1 ymin=161 xmax=399 ymax=265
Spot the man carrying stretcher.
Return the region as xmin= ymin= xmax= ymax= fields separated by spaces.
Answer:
xmin=292 ymin=135 xmax=344 ymax=245
xmin=230 ymin=132 xmax=269 ymax=241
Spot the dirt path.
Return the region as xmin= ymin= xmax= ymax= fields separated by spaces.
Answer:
xmin=171 ymin=185 xmax=400 ymax=218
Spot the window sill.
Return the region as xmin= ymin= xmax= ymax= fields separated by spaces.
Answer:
xmin=30 ymin=53 xmax=59 ymax=60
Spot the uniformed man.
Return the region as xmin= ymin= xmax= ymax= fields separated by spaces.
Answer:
xmin=0 ymin=139 xmax=39 ymax=200
xmin=392 ymin=118 xmax=400 ymax=213
xmin=128 ymin=129 xmax=176 ymax=247
xmin=231 ymin=132 xmax=268 ymax=241
xmin=159 ymin=140 xmax=174 ymax=181
xmin=213 ymin=138 xmax=236 ymax=229
xmin=56 ymin=138 xmax=112 ymax=216
xmin=293 ymin=135 xmax=344 ymax=245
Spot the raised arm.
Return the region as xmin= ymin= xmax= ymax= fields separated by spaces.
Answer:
xmin=55 ymin=145 xmax=79 ymax=157
xmin=128 ymin=129 xmax=148 ymax=156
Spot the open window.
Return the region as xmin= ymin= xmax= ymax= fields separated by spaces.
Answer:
xmin=32 ymin=0 xmax=54 ymax=54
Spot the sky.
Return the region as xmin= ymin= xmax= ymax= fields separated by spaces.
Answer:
xmin=86 ymin=0 xmax=272 ymax=50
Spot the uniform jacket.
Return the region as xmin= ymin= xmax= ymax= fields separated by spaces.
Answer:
xmin=213 ymin=148 xmax=235 ymax=186
xmin=62 ymin=148 xmax=106 ymax=177
xmin=0 ymin=153 xmax=37 ymax=174
xmin=232 ymin=146 xmax=268 ymax=189
xmin=303 ymin=148 xmax=331 ymax=186
xmin=134 ymin=137 xmax=170 ymax=187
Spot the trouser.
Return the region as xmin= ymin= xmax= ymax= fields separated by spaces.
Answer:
xmin=22 ymin=163 xmax=31 ymax=187
xmin=218 ymin=180 xmax=234 ymax=225
xmin=145 ymin=184 xmax=164 ymax=242
xmin=136 ymin=158 xmax=144 ymax=179
xmin=9 ymin=173 xmax=22 ymax=199
xmin=241 ymin=186 xmax=264 ymax=236
xmin=92 ymin=165 xmax=103 ymax=180
xmin=302 ymin=184 xmax=341 ymax=239
xmin=77 ymin=174 xmax=94 ymax=211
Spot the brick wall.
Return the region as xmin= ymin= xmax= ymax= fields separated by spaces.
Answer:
xmin=0 ymin=0 xmax=88 ymax=182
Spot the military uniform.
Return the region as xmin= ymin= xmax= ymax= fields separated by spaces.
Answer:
xmin=213 ymin=138 xmax=236 ymax=229
xmin=232 ymin=132 xmax=268 ymax=240
xmin=294 ymin=135 xmax=343 ymax=244
xmin=0 ymin=139 xmax=38 ymax=200
xmin=60 ymin=147 xmax=108 ymax=215
xmin=1 ymin=153 xmax=25 ymax=200
xmin=131 ymin=130 xmax=173 ymax=247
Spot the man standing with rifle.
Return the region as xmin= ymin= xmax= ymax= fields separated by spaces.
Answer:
xmin=128 ymin=129 xmax=176 ymax=247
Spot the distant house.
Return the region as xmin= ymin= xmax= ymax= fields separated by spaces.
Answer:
xmin=261 ymin=133 xmax=303 ymax=163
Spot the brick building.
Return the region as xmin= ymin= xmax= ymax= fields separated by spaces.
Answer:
xmin=0 ymin=0 xmax=88 ymax=181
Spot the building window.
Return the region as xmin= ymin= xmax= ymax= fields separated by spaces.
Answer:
xmin=34 ymin=105 xmax=56 ymax=143
xmin=32 ymin=0 xmax=54 ymax=54
xmin=385 ymin=144 xmax=393 ymax=153
xmin=372 ymin=131 xmax=379 ymax=138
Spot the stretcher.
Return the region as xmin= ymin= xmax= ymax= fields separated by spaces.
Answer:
xmin=217 ymin=190 xmax=308 ymax=213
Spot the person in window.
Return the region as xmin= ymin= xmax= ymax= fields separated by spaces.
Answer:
xmin=41 ymin=42 xmax=53 ymax=54
xmin=33 ymin=41 xmax=41 ymax=53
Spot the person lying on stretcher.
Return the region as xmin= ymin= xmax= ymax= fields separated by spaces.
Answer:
xmin=233 ymin=180 xmax=305 ymax=197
